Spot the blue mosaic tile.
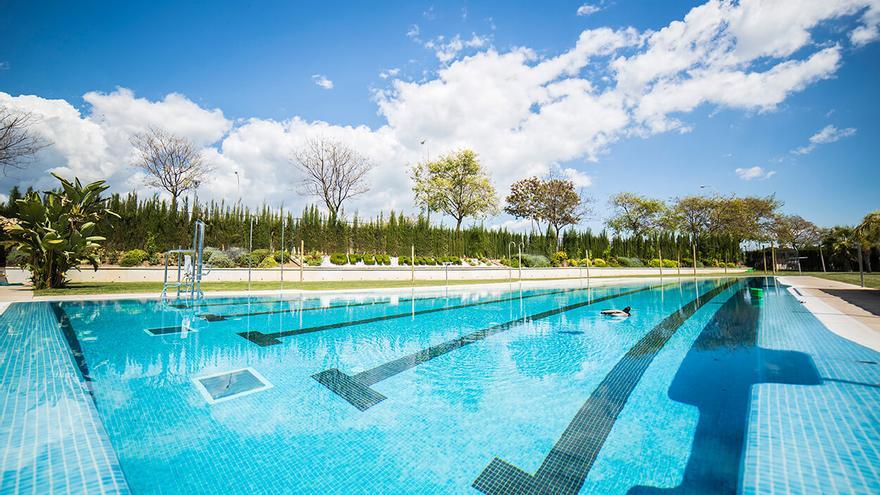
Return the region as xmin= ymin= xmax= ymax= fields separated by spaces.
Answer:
xmin=0 ymin=302 xmax=129 ymax=495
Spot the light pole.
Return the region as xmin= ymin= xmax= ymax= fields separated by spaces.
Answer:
xmin=234 ymin=170 xmax=240 ymax=206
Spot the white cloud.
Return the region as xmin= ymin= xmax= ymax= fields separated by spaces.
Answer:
xmin=735 ymin=166 xmax=776 ymax=180
xmin=793 ymin=124 xmax=857 ymax=154
xmin=422 ymin=33 xmax=491 ymax=63
xmin=2 ymin=0 xmax=877 ymax=225
xmin=851 ymin=2 xmax=880 ymax=45
xmin=311 ymin=74 xmax=334 ymax=90
xmin=379 ymin=68 xmax=400 ymax=79
xmin=560 ymin=167 xmax=593 ymax=187
xmin=577 ymin=4 xmax=602 ymax=16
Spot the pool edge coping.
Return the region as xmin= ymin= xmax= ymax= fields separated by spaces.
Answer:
xmin=777 ymin=275 xmax=880 ymax=352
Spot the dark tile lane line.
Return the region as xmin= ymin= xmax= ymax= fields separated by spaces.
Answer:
xmin=238 ymin=287 xmax=592 ymax=347
xmin=312 ymin=285 xmax=660 ymax=411
xmin=471 ymin=280 xmax=738 ymax=495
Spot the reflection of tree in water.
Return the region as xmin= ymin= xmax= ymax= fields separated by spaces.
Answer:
xmin=629 ymin=288 xmax=821 ymax=495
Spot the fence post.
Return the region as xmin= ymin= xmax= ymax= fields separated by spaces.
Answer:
xmin=300 ymin=240 xmax=304 ymax=283
xmin=411 ymin=244 xmax=415 ymax=284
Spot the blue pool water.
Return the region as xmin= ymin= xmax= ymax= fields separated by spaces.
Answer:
xmin=1 ymin=278 xmax=879 ymax=494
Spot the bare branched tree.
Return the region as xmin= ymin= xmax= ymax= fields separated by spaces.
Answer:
xmin=130 ymin=128 xmax=209 ymax=205
xmin=291 ymin=137 xmax=373 ymax=218
xmin=0 ymin=106 xmax=50 ymax=174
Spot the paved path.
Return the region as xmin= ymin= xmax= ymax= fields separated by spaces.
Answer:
xmin=778 ymin=275 xmax=880 ymax=351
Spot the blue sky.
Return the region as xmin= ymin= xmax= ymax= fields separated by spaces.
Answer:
xmin=1 ymin=0 xmax=878 ymax=230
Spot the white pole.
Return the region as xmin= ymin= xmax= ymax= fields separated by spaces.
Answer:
xmin=280 ymin=211 xmax=285 ymax=291
xmin=411 ymin=244 xmax=415 ymax=284
xmin=248 ymin=217 xmax=254 ymax=292
xmin=300 ymin=239 xmax=305 ymax=282
xmin=518 ymin=243 xmax=523 ymax=281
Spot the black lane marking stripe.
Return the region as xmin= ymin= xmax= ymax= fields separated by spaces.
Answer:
xmin=200 ymin=299 xmax=393 ymax=322
xmin=312 ymin=285 xmax=657 ymax=411
xmin=471 ymin=280 xmax=738 ymax=495
xmin=206 ymin=286 xmax=580 ymax=322
xmin=50 ymin=302 xmax=92 ymax=382
xmin=239 ymin=287 xmax=587 ymax=346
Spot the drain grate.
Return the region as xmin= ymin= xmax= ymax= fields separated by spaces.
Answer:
xmin=193 ymin=368 xmax=272 ymax=404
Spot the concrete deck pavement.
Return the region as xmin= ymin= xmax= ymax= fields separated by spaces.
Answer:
xmin=778 ymin=275 xmax=880 ymax=351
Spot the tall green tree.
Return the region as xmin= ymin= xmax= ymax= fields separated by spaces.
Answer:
xmin=505 ymin=176 xmax=590 ymax=246
xmin=606 ymin=192 xmax=666 ymax=239
xmin=2 ymin=174 xmax=118 ymax=288
xmin=410 ymin=149 xmax=498 ymax=231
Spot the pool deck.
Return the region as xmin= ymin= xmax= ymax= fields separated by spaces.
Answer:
xmin=778 ymin=275 xmax=880 ymax=352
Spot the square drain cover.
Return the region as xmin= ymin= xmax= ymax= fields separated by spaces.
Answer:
xmin=193 ymin=368 xmax=271 ymax=404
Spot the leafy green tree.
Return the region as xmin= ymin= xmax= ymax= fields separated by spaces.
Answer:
xmin=2 ymin=174 xmax=118 ymax=288
xmin=856 ymin=210 xmax=880 ymax=244
xmin=506 ymin=176 xmax=590 ymax=247
xmin=504 ymin=176 xmax=542 ymax=229
xmin=606 ymin=192 xmax=666 ymax=239
xmin=410 ymin=149 xmax=498 ymax=231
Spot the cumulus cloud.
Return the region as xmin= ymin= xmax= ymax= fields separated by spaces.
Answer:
xmin=560 ymin=167 xmax=593 ymax=187
xmin=2 ymin=0 xmax=876 ymax=228
xmin=379 ymin=68 xmax=400 ymax=80
xmin=576 ymin=4 xmax=602 ymax=16
xmin=311 ymin=74 xmax=334 ymax=89
xmin=793 ymin=124 xmax=857 ymax=154
xmin=422 ymin=33 xmax=491 ymax=63
xmin=735 ymin=166 xmax=776 ymax=180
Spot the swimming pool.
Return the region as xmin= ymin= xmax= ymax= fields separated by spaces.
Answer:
xmin=1 ymin=278 xmax=878 ymax=494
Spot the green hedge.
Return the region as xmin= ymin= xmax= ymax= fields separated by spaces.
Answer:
xmin=521 ymin=254 xmax=550 ymax=267
xmin=119 ymin=249 xmax=148 ymax=267
xmin=616 ymin=256 xmax=644 ymax=267
xmin=207 ymin=251 xmax=235 ymax=268
xmin=329 ymin=253 xmax=348 ymax=265
xmin=258 ymin=255 xmax=278 ymax=268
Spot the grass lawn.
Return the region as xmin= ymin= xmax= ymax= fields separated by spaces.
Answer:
xmin=31 ymin=271 xmax=758 ymax=297
xmin=787 ymin=271 xmax=880 ymax=290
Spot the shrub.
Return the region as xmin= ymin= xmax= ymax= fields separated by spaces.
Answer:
xmin=376 ymin=254 xmax=391 ymax=265
xmin=235 ymin=249 xmax=269 ymax=267
xmin=426 ymin=257 xmax=437 ymax=266
xmin=305 ymin=254 xmax=323 ymax=266
xmin=606 ymin=257 xmax=621 ymax=267
xmin=579 ymin=258 xmax=591 ymax=267
xmin=592 ymin=258 xmax=607 ymax=267
xmin=649 ymin=258 xmax=679 ymax=268
xmin=203 ymin=247 xmax=220 ymax=262
xmin=725 ymin=262 xmax=737 ymax=268
xmin=208 ymin=251 xmax=235 ymax=268
xmin=274 ymin=250 xmax=291 ymax=263
xmin=363 ymin=254 xmax=376 ymax=265
xmin=398 ymin=256 xmax=411 ymax=265
xmin=616 ymin=256 xmax=645 ymax=267
xmin=550 ymin=251 xmax=568 ymax=267
xmin=438 ymin=256 xmax=461 ymax=265
xmin=6 ymin=248 xmax=28 ymax=267
xmin=147 ymin=253 xmax=161 ymax=266
xmin=500 ymin=257 xmax=520 ymax=268
xmin=119 ymin=249 xmax=149 ymax=267
xmin=349 ymin=253 xmax=364 ymax=264
xmin=329 ymin=253 xmax=348 ymax=265
xmin=258 ymin=255 xmax=278 ymax=268
xmin=521 ymin=254 xmax=550 ymax=267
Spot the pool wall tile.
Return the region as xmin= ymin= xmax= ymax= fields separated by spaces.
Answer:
xmin=741 ymin=281 xmax=880 ymax=495
xmin=0 ymin=302 xmax=129 ymax=495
